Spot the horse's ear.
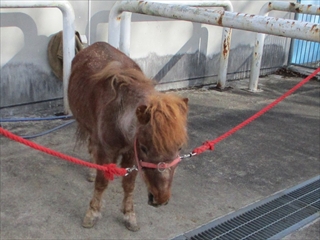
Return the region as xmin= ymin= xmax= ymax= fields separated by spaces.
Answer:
xmin=182 ymin=98 xmax=189 ymax=106
xmin=180 ymin=97 xmax=189 ymax=113
xmin=136 ymin=105 xmax=151 ymax=125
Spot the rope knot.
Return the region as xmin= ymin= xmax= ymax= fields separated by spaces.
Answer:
xmin=204 ymin=141 xmax=215 ymax=151
xmin=102 ymin=163 xmax=127 ymax=180
xmin=192 ymin=140 xmax=215 ymax=155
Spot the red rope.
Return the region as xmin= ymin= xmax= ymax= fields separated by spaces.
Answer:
xmin=192 ymin=67 xmax=320 ymax=155
xmin=1 ymin=68 xmax=319 ymax=173
xmin=0 ymin=127 xmax=127 ymax=180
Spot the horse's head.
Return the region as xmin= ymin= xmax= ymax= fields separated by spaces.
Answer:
xmin=135 ymin=93 xmax=188 ymax=207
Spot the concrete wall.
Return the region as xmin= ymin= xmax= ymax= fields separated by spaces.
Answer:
xmin=0 ymin=1 xmax=294 ymax=112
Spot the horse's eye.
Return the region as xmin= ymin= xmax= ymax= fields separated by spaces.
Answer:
xmin=140 ymin=145 xmax=148 ymax=154
xmin=178 ymin=147 xmax=182 ymax=151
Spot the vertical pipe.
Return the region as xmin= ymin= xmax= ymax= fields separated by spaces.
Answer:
xmin=249 ymin=32 xmax=266 ymax=91
xmin=60 ymin=3 xmax=75 ymax=114
xmin=108 ymin=1 xmax=122 ymax=49
xmin=217 ymin=26 xmax=232 ymax=89
xmin=120 ymin=12 xmax=132 ymax=56
xmin=88 ymin=0 xmax=92 ymax=45
xmin=217 ymin=2 xmax=233 ymax=90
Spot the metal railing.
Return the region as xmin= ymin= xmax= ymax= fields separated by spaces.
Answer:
xmin=109 ymin=0 xmax=233 ymax=90
xmin=249 ymin=1 xmax=320 ymax=92
xmin=109 ymin=0 xmax=319 ymax=90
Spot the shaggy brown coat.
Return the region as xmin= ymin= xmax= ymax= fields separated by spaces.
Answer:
xmin=68 ymin=42 xmax=188 ymax=231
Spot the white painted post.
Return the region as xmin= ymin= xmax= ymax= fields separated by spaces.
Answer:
xmin=0 ymin=1 xmax=75 ymax=114
xmin=249 ymin=1 xmax=320 ymax=92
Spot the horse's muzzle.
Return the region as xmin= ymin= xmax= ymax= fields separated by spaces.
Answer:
xmin=148 ymin=192 xmax=169 ymax=207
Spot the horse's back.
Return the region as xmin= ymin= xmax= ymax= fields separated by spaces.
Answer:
xmin=71 ymin=42 xmax=141 ymax=75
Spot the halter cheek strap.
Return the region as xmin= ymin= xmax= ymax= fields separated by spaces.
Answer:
xmin=134 ymin=138 xmax=181 ymax=172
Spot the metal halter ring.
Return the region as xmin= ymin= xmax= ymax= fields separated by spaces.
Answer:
xmin=180 ymin=152 xmax=197 ymax=159
xmin=125 ymin=165 xmax=138 ymax=176
xmin=157 ymin=162 xmax=168 ymax=172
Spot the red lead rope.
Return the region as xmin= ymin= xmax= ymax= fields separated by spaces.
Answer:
xmin=192 ymin=67 xmax=320 ymax=155
xmin=0 ymin=127 xmax=127 ymax=180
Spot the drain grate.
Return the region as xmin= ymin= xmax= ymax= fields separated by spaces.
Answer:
xmin=172 ymin=176 xmax=320 ymax=240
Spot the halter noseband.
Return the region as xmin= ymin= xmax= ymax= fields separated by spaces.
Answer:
xmin=133 ymin=138 xmax=181 ymax=172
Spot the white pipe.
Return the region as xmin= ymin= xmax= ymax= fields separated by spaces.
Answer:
xmin=109 ymin=1 xmax=319 ymax=42
xmin=0 ymin=1 xmax=75 ymax=114
xmin=119 ymin=11 xmax=132 ymax=53
xmin=88 ymin=0 xmax=92 ymax=45
xmin=217 ymin=1 xmax=233 ymax=89
xmin=110 ymin=1 xmax=233 ymax=89
xmin=249 ymin=1 xmax=320 ymax=92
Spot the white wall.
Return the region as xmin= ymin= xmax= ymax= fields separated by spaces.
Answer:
xmin=0 ymin=0 xmax=295 ymax=110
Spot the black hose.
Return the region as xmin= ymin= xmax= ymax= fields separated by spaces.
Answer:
xmin=0 ymin=115 xmax=73 ymax=122
xmin=21 ymin=120 xmax=76 ymax=139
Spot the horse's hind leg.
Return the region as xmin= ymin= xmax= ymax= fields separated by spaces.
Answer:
xmin=121 ymin=151 xmax=139 ymax=231
xmin=87 ymin=138 xmax=96 ymax=182
xmin=82 ymin=145 xmax=111 ymax=228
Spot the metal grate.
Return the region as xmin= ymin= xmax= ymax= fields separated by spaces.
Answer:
xmin=172 ymin=176 xmax=320 ymax=240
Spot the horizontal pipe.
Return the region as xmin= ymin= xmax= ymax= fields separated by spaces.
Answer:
xmin=260 ymin=1 xmax=320 ymax=15
xmin=249 ymin=1 xmax=320 ymax=92
xmin=0 ymin=1 xmax=75 ymax=114
xmin=111 ymin=1 xmax=319 ymax=42
xmin=109 ymin=1 xmax=233 ymax=52
xmin=142 ymin=1 xmax=233 ymax=9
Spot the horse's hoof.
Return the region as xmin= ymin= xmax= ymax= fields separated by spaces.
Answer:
xmin=82 ymin=216 xmax=96 ymax=228
xmin=124 ymin=212 xmax=140 ymax=232
xmin=87 ymin=174 xmax=95 ymax=182
xmin=87 ymin=169 xmax=96 ymax=182
xmin=125 ymin=221 xmax=140 ymax=232
xmin=82 ymin=210 xmax=101 ymax=228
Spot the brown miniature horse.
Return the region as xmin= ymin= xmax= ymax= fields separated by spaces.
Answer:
xmin=68 ymin=42 xmax=188 ymax=231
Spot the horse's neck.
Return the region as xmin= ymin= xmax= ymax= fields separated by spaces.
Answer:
xmin=118 ymin=106 xmax=138 ymax=142
xmin=118 ymin=87 xmax=155 ymax=143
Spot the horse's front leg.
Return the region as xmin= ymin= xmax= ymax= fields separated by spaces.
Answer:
xmin=82 ymin=169 xmax=108 ymax=228
xmin=121 ymin=151 xmax=139 ymax=231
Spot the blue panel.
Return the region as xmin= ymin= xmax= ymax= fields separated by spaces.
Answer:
xmin=290 ymin=0 xmax=320 ymax=68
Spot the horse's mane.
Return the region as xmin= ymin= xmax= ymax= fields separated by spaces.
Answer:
xmin=147 ymin=93 xmax=188 ymax=155
xmin=91 ymin=61 xmax=154 ymax=91
xmin=90 ymin=61 xmax=156 ymax=109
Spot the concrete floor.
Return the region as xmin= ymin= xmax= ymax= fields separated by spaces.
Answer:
xmin=0 ymin=73 xmax=319 ymax=239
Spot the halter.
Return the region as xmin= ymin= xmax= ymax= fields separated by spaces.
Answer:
xmin=133 ymin=138 xmax=181 ymax=173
